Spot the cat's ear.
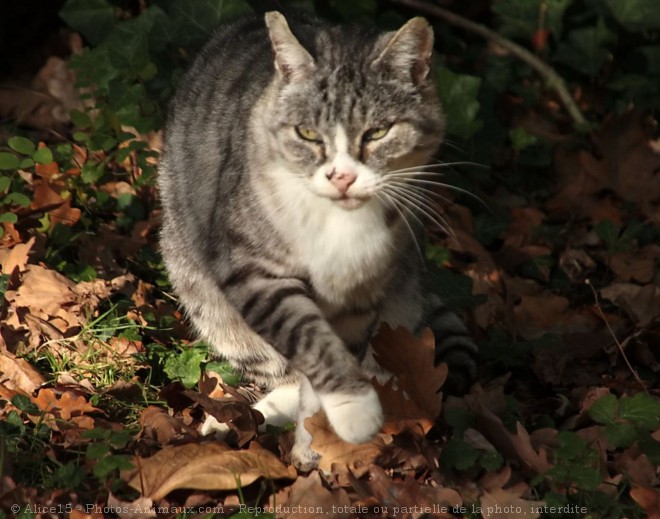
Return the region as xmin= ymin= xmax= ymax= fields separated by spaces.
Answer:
xmin=373 ymin=17 xmax=434 ymax=84
xmin=265 ymin=11 xmax=315 ymax=82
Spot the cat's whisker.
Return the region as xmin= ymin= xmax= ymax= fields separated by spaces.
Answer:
xmin=381 ymin=183 xmax=456 ymax=241
xmin=386 ymin=179 xmax=456 ymax=207
xmin=386 ymin=176 xmax=488 ymax=209
xmin=373 ymin=191 xmax=425 ymax=266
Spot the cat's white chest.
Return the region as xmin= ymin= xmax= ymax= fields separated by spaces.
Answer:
xmin=299 ymin=201 xmax=393 ymax=301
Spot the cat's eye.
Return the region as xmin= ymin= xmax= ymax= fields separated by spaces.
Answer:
xmin=295 ymin=126 xmax=323 ymax=142
xmin=363 ymin=125 xmax=392 ymax=142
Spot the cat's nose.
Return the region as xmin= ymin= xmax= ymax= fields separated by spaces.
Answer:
xmin=326 ymin=168 xmax=357 ymax=194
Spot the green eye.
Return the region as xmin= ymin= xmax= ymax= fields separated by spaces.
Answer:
xmin=295 ymin=126 xmax=322 ymax=142
xmin=363 ymin=125 xmax=391 ymax=141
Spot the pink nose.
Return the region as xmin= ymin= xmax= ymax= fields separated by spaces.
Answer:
xmin=326 ymin=169 xmax=357 ymax=195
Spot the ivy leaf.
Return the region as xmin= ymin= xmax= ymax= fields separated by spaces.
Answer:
xmin=59 ymin=0 xmax=118 ymax=46
xmin=605 ymin=422 xmax=638 ymax=449
xmin=493 ymin=0 xmax=571 ymax=40
xmin=553 ymin=18 xmax=616 ymax=76
xmin=618 ymin=393 xmax=660 ymax=429
xmin=603 ymin=0 xmax=660 ymax=32
xmin=158 ymin=0 xmax=251 ymax=49
xmin=441 ymin=438 xmax=480 ymax=471
xmin=164 ymin=348 xmax=207 ymax=388
xmin=205 ymin=360 xmax=242 ymax=386
xmin=436 ymin=68 xmax=483 ymax=140
xmin=588 ymin=394 xmax=617 ymax=425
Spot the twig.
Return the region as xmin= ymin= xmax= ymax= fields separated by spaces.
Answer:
xmin=387 ymin=0 xmax=588 ymax=127
xmin=585 ymin=279 xmax=648 ymax=394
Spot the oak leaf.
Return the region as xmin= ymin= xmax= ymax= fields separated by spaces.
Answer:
xmin=630 ymin=487 xmax=660 ymax=519
xmin=0 ymin=236 xmax=35 ymax=275
xmin=272 ymin=471 xmax=352 ymax=519
xmin=371 ymin=325 xmax=446 ymax=418
xmin=305 ymin=411 xmax=386 ymax=477
xmin=480 ymin=485 xmax=545 ymax=519
xmin=127 ymin=442 xmax=294 ymax=501
xmin=0 ymin=350 xmax=45 ymax=395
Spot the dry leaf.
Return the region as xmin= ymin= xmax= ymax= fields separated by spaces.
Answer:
xmin=0 ymin=237 xmax=35 ymax=275
xmin=107 ymin=493 xmax=156 ymax=519
xmin=305 ymin=411 xmax=385 ymax=477
xmin=139 ymin=406 xmax=190 ymax=445
xmin=0 ymin=350 xmax=45 ymax=395
xmin=367 ymin=465 xmax=460 ymax=519
xmin=371 ymin=326 xmax=446 ymax=417
xmin=273 ymin=471 xmax=352 ymax=519
xmin=374 ymin=377 xmax=434 ymax=436
xmin=32 ymin=388 xmax=99 ymax=430
xmin=127 ymin=442 xmax=294 ymax=501
xmin=601 ymin=283 xmax=660 ymax=327
xmin=480 ymin=486 xmax=545 ymax=519
xmin=630 ymin=487 xmax=660 ymax=519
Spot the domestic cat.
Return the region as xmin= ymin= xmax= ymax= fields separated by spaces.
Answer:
xmin=158 ymin=10 xmax=478 ymax=469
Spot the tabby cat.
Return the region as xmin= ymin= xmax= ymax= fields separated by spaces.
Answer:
xmin=158 ymin=10 xmax=478 ymax=469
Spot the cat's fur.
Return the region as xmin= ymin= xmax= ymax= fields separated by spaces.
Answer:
xmin=158 ymin=11 xmax=478 ymax=468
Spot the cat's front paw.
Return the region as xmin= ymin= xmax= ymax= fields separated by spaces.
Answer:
xmin=290 ymin=442 xmax=320 ymax=472
xmin=319 ymin=387 xmax=383 ymax=444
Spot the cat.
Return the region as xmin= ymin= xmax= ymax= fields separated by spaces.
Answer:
xmin=158 ymin=10 xmax=478 ymax=469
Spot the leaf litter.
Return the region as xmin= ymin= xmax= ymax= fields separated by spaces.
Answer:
xmin=2 ymin=6 xmax=660 ymax=519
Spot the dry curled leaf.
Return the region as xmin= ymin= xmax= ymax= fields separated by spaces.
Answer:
xmin=272 ymin=471 xmax=352 ymax=519
xmin=127 ymin=442 xmax=294 ymax=501
xmin=305 ymin=411 xmax=385 ymax=477
xmin=371 ymin=325 xmax=446 ymax=418
xmin=630 ymin=487 xmax=660 ymax=519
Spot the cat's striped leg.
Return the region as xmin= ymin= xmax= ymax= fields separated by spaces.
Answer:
xmin=421 ymin=294 xmax=478 ymax=395
xmin=219 ymin=270 xmax=383 ymax=444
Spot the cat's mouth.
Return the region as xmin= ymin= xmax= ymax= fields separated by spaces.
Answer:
xmin=334 ymin=194 xmax=369 ymax=210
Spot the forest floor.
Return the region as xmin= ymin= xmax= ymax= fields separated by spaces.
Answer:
xmin=1 ymin=2 xmax=660 ymax=519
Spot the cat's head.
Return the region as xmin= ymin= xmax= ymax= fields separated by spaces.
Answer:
xmin=260 ymin=11 xmax=444 ymax=210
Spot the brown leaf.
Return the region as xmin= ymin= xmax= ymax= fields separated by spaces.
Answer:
xmin=374 ymin=378 xmax=434 ymax=436
xmin=630 ymin=487 xmax=660 ymax=519
xmin=32 ymin=388 xmax=99 ymax=430
xmin=107 ymin=493 xmax=156 ymax=519
xmin=367 ymin=464 xmax=460 ymax=519
xmin=273 ymin=471 xmax=352 ymax=519
xmin=371 ymin=326 xmax=446 ymax=418
xmin=139 ymin=406 xmax=193 ymax=445
xmin=601 ymin=283 xmax=660 ymax=327
xmin=480 ymin=486 xmax=545 ymax=519
xmin=513 ymin=293 xmax=598 ymax=340
xmin=305 ymin=411 xmax=385 ymax=477
xmin=127 ymin=442 xmax=294 ymax=501
xmin=0 ymin=349 xmax=45 ymax=395
xmin=610 ymin=247 xmax=659 ymax=283
xmin=0 ymin=237 xmax=35 ymax=275
xmin=183 ymin=389 xmax=262 ymax=447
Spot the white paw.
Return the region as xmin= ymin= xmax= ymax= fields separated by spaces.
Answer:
xmin=319 ymin=387 xmax=383 ymax=444
xmin=200 ymin=415 xmax=230 ymax=438
xmin=290 ymin=442 xmax=320 ymax=472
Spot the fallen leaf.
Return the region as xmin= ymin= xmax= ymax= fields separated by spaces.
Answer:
xmin=107 ymin=493 xmax=155 ymax=519
xmin=374 ymin=377 xmax=434 ymax=436
xmin=371 ymin=326 xmax=446 ymax=418
xmin=0 ymin=349 xmax=45 ymax=395
xmin=367 ymin=464 xmax=460 ymax=519
xmin=601 ymin=283 xmax=660 ymax=327
xmin=272 ymin=471 xmax=352 ymax=519
xmin=305 ymin=411 xmax=385 ymax=477
xmin=630 ymin=487 xmax=660 ymax=519
xmin=127 ymin=442 xmax=294 ymax=501
xmin=513 ymin=293 xmax=598 ymax=340
xmin=480 ymin=485 xmax=545 ymax=519
xmin=32 ymin=388 xmax=99 ymax=430
xmin=139 ymin=406 xmax=193 ymax=445
xmin=0 ymin=237 xmax=35 ymax=275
